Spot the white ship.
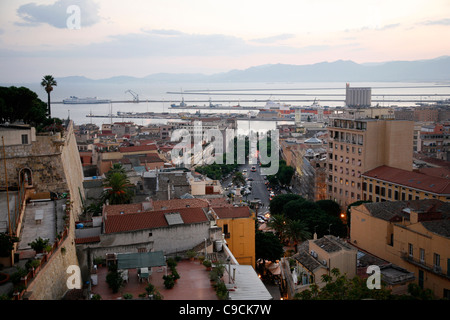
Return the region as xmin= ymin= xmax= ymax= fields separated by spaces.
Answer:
xmin=63 ymin=96 xmax=111 ymax=104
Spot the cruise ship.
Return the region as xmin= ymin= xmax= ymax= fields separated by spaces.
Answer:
xmin=63 ymin=96 xmax=111 ymax=104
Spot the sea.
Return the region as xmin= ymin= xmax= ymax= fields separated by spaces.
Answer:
xmin=5 ymin=80 xmax=450 ymax=133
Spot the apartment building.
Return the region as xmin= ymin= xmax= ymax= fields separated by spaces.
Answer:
xmin=362 ymin=165 xmax=450 ymax=202
xmin=350 ymin=200 xmax=450 ymax=299
xmin=326 ymin=115 xmax=414 ymax=208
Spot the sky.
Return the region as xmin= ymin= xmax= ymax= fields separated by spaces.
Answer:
xmin=0 ymin=0 xmax=449 ymax=83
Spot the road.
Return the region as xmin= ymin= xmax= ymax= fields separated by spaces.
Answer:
xmin=221 ymin=161 xmax=271 ymax=217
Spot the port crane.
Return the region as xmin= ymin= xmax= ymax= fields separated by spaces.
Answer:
xmin=125 ymin=90 xmax=139 ymax=102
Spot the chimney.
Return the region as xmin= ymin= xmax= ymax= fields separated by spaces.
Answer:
xmin=313 ymin=232 xmax=318 ymax=240
xmin=410 ymin=210 xmax=419 ymax=224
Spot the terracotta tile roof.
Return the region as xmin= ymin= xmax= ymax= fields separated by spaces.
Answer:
xmin=206 ymin=197 xmax=233 ymax=207
xmin=363 ymin=165 xmax=450 ymax=195
xmin=119 ymin=145 xmax=158 ymax=153
xmin=75 ymin=236 xmax=101 ymax=244
xmin=139 ymin=154 xmax=164 ymax=163
xmin=152 ymin=198 xmax=209 ymax=210
xmin=104 ymin=203 xmax=149 ymax=216
xmin=104 ymin=207 xmax=209 ymax=234
xmin=212 ymin=206 xmax=252 ymax=219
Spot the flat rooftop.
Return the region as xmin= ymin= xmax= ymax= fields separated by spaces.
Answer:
xmin=17 ymin=199 xmax=66 ymax=252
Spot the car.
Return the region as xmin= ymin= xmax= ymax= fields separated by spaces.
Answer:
xmin=247 ymin=178 xmax=254 ymax=181
xmin=243 ymin=169 xmax=247 ymax=173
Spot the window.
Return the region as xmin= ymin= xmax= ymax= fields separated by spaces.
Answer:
xmin=420 ymin=248 xmax=425 ymax=263
xmin=21 ymin=134 xmax=28 ymax=144
xmin=434 ymin=253 xmax=441 ymax=268
xmin=408 ymin=243 xmax=413 ymax=257
xmin=394 ymin=190 xmax=399 ymax=200
xmin=388 ymin=189 xmax=392 ymax=199
xmin=369 ymin=184 xmax=373 ymax=193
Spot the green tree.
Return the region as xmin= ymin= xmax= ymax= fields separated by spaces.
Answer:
xmin=278 ymin=164 xmax=295 ymax=186
xmin=0 ymin=233 xmax=19 ymax=257
xmin=269 ymin=194 xmax=304 ymax=216
xmin=316 ymin=200 xmax=341 ymax=218
xmin=284 ymin=219 xmax=311 ymax=250
xmin=232 ymin=172 xmax=246 ymax=187
xmin=102 ymin=171 xmax=134 ymax=205
xmin=0 ymin=86 xmax=48 ymax=126
xmin=255 ymin=230 xmax=284 ymax=263
xmin=106 ymin=263 xmax=123 ymax=293
xmin=40 ymin=75 xmax=57 ymax=118
xmin=266 ymin=214 xmax=288 ymax=241
xmin=294 ymin=268 xmax=393 ymax=300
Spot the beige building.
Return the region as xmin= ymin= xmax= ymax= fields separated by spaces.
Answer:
xmin=350 ymin=199 xmax=450 ymax=299
xmin=326 ymin=115 xmax=414 ymax=208
xmin=281 ymin=235 xmax=357 ymax=299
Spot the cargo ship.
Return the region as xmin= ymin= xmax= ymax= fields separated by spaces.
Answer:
xmin=63 ymin=96 xmax=111 ymax=104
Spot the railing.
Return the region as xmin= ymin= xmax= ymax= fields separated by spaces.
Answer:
xmin=401 ymin=252 xmax=450 ymax=280
xmin=13 ymin=195 xmax=72 ymax=300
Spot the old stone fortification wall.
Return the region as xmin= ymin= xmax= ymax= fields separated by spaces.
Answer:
xmin=1 ymin=132 xmax=67 ymax=192
xmin=18 ymin=122 xmax=85 ymax=300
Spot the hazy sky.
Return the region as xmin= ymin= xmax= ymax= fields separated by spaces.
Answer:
xmin=1 ymin=0 xmax=449 ymax=82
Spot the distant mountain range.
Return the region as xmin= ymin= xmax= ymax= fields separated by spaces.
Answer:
xmin=59 ymin=56 xmax=450 ymax=84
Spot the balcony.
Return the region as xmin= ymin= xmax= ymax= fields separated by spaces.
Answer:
xmin=401 ymin=253 xmax=450 ymax=280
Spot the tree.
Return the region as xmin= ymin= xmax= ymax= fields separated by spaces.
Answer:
xmin=294 ymin=268 xmax=393 ymax=300
xmin=102 ymin=171 xmax=134 ymax=205
xmin=284 ymin=219 xmax=311 ymax=250
xmin=316 ymin=200 xmax=341 ymax=218
xmin=0 ymin=86 xmax=48 ymax=126
xmin=106 ymin=263 xmax=123 ymax=293
xmin=40 ymin=75 xmax=57 ymax=118
xmin=266 ymin=214 xmax=288 ymax=241
xmin=0 ymin=233 xmax=19 ymax=257
xmin=255 ymin=230 xmax=284 ymax=263
xmin=269 ymin=194 xmax=304 ymax=216
xmin=278 ymin=164 xmax=295 ymax=186
xmin=232 ymin=172 xmax=246 ymax=187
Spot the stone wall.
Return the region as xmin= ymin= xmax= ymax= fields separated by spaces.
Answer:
xmin=6 ymin=122 xmax=86 ymax=300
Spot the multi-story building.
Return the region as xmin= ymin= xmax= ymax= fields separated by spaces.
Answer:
xmin=361 ymin=165 xmax=450 ymax=202
xmin=417 ymin=124 xmax=445 ymax=159
xmin=326 ymin=114 xmax=414 ymax=208
xmin=210 ymin=206 xmax=255 ymax=268
xmin=281 ymin=235 xmax=357 ymax=299
xmin=350 ymin=199 xmax=450 ymax=299
xmin=298 ymin=147 xmax=328 ymax=201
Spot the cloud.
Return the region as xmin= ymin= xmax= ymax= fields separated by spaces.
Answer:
xmin=16 ymin=0 xmax=100 ymax=28
xmin=250 ymin=34 xmax=296 ymax=44
xmin=422 ymin=18 xmax=450 ymax=26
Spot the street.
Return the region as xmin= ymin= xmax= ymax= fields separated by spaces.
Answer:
xmin=221 ymin=161 xmax=272 ymax=217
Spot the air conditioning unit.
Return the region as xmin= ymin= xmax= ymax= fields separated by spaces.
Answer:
xmin=322 ymin=260 xmax=327 ymax=266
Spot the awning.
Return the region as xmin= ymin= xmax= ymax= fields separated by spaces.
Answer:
xmin=117 ymin=251 xmax=166 ymax=270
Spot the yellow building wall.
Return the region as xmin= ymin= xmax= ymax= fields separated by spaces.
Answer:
xmin=350 ymin=204 xmax=450 ymax=298
xmin=216 ymin=216 xmax=255 ymax=268
xmin=362 ymin=177 xmax=449 ymax=203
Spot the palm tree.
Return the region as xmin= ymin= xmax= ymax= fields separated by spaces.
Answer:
xmin=102 ymin=171 xmax=134 ymax=205
xmin=285 ymin=219 xmax=311 ymax=251
xmin=40 ymin=75 xmax=57 ymax=118
xmin=266 ymin=214 xmax=288 ymax=242
xmin=106 ymin=163 xmax=126 ymax=178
